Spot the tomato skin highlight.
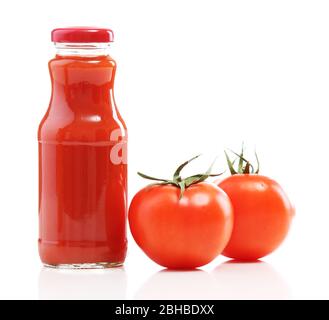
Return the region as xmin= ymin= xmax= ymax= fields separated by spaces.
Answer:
xmin=217 ymin=174 xmax=294 ymax=261
xmin=128 ymin=182 xmax=234 ymax=269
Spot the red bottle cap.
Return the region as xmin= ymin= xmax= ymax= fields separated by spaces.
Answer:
xmin=51 ymin=27 xmax=114 ymax=43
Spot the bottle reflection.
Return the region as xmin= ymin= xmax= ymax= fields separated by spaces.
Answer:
xmin=135 ymin=269 xmax=217 ymax=300
xmin=38 ymin=267 xmax=127 ymax=300
xmin=211 ymin=260 xmax=291 ymax=299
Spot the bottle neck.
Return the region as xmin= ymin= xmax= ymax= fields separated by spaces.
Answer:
xmin=54 ymin=42 xmax=111 ymax=57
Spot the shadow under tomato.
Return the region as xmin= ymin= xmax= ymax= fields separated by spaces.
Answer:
xmin=211 ymin=259 xmax=291 ymax=299
xmin=38 ymin=267 xmax=127 ymax=300
xmin=134 ymin=268 xmax=217 ymax=300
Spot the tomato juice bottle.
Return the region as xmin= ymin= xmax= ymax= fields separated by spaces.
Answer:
xmin=38 ymin=28 xmax=127 ymax=268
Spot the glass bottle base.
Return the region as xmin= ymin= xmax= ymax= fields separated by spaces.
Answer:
xmin=44 ymin=261 xmax=123 ymax=270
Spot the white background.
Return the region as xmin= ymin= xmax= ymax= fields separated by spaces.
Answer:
xmin=0 ymin=0 xmax=328 ymax=300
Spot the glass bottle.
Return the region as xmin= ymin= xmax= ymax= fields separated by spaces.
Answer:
xmin=38 ymin=27 xmax=127 ymax=268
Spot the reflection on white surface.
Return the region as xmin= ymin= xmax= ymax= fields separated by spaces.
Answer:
xmin=38 ymin=267 xmax=127 ymax=300
xmin=135 ymin=269 xmax=217 ymax=300
xmin=135 ymin=261 xmax=290 ymax=300
xmin=211 ymin=260 xmax=291 ymax=299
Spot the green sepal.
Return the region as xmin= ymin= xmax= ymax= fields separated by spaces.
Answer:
xmin=138 ymin=154 xmax=222 ymax=200
xmin=178 ymin=181 xmax=185 ymax=199
xmin=224 ymin=151 xmax=237 ymax=175
xmin=137 ymin=172 xmax=170 ymax=183
xmin=225 ymin=144 xmax=260 ymax=175
xmin=173 ymin=154 xmax=201 ymax=182
xmin=255 ymin=151 xmax=260 ymax=174
xmin=238 ymin=142 xmax=244 ymax=173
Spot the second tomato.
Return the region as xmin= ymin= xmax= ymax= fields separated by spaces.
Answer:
xmin=217 ymin=149 xmax=294 ymax=261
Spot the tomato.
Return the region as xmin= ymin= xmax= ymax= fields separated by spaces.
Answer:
xmin=217 ymin=174 xmax=294 ymax=261
xmin=129 ymin=182 xmax=233 ymax=269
